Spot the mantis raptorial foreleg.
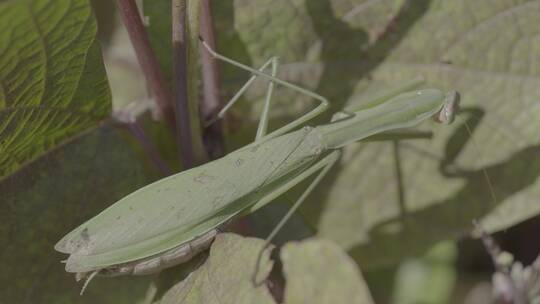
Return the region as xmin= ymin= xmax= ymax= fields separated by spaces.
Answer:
xmin=250 ymin=150 xmax=342 ymax=284
xmin=331 ymin=76 xmax=425 ymax=122
xmin=331 ymin=76 xmax=435 ymax=142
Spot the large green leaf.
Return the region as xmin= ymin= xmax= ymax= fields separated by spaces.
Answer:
xmin=281 ymin=238 xmax=374 ymax=304
xmin=153 ymin=235 xmax=375 ymax=304
xmin=391 ymin=241 xmax=457 ymax=304
xmin=0 ymin=122 xmax=162 ymax=303
xmin=312 ymin=0 xmax=540 ymax=267
xmin=0 ymin=0 xmax=111 ymax=180
xmin=213 ymin=0 xmax=540 ymax=267
xmin=153 ymin=233 xmax=276 ymax=304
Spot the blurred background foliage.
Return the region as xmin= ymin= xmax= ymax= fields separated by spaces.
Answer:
xmin=2 ymin=0 xmax=540 ymax=303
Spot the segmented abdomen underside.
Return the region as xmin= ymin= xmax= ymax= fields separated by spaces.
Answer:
xmin=99 ymin=228 xmax=218 ymax=277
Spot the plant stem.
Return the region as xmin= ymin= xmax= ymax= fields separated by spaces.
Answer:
xmin=172 ymin=0 xmax=195 ymax=169
xmin=116 ymin=0 xmax=175 ymax=130
xmin=200 ymin=0 xmax=224 ymax=159
xmin=185 ymin=0 xmax=208 ymax=165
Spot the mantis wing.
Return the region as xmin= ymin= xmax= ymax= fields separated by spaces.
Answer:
xmin=55 ymin=128 xmax=320 ymax=273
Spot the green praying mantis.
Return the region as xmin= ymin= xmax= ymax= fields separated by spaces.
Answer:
xmin=55 ymin=39 xmax=462 ymax=293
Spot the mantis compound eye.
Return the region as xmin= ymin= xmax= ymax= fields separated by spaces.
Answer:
xmin=436 ymin=90 xmax=460 ymax=124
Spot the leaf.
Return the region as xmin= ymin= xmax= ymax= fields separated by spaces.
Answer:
xmin=312 ymin=0 xmax=540 ymax=267
xmin=154 ymin=233 xmax=276 ymax=304
xmin=214 ymin=0 xmax=540 ymax=267
xmin=281 ymin=238 xmax=374 ymax=304
xmin=0 ymin=122 xmax=162 ymax=303
xmin=0 ymin=0 xmax=111 ymax=180
xmin=392 ymin=241 xmax=457 ymax=304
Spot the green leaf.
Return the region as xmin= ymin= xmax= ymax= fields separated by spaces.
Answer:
xmin=153 ymin=236 xmax=375 ymax=304
xmin=281 ymin=238 xmax=374 ymax=304
xmin=154 ymin=233 xmax=276 ymax=304
xmin=312 ymin=0 xmax=540 ymax=267
xmin=214 ymin=0 xmax=540 ymax=267
xmin=391 ymin=241 xmax=457 ymax=304
xmin=0 ymin=0 xmax=111 ymax=179
xmin=0 ymin=123 xmax=161 ymax=303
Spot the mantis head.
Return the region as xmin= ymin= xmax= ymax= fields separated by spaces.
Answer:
xmin=435 ymin=90 xmax=460 ymax=124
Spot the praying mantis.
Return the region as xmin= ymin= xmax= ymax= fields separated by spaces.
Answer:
xmin=54 ymin=39 xmax=461 ymax=293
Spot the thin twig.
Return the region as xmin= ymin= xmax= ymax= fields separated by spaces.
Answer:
xmin=172 ymin=0 xmax=195 ymax=169
xmin=199 ymin=0 xmax=224 ymax=159
xmin=116 ymin=0 xmax=175 ymax=130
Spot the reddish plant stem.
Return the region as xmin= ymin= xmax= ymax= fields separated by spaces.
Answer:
xmin=199 ymin=0 xmax=224 ymax=159
xmin=116 ymin=0 xmax=175 ymax=130
xmin=172 ymin=0 xmax=195 ymax=169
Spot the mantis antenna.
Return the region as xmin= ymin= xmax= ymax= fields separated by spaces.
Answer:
xmin=446 ymin=90 xmax=497 ymax=206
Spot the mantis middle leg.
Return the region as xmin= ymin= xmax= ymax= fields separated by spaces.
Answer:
xmin=246 ymin=150 xmax=342 ymax=284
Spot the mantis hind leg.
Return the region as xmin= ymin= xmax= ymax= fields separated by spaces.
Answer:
xmin=206 ymin=56 xmax=279 ymax=139
xmin=200 ymin=39 xmax=329 ymax=142
xmin=246 ymin=150 xmax=342 ymax=285
xmin=255 ymin=57 xmax=279 ymax=140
